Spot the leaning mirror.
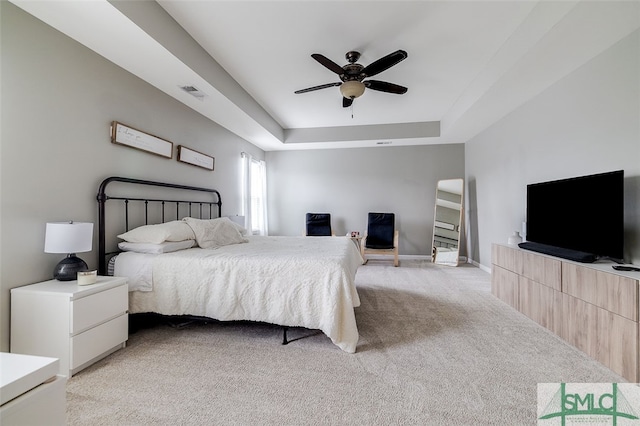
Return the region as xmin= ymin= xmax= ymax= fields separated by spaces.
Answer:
xmin=432 ymin=178 xmax=464 ymax=266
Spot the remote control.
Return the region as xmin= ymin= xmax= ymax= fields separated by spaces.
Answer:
xmin=612 ymin=265 xmax=640 ymax=272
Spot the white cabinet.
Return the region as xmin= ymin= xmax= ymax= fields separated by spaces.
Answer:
xmin=1 ymin=353 xmax=66 ymax=425
xmin=11 ymin=276 xmax=128 ymax=377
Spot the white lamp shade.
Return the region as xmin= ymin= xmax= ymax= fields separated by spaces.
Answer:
xmin=44 ymin=222 xmax=93 ymax=254
xmin=227 ymin=215 xmax=245 ymax=226
xmin=340 ymin=81 xmax=365 ymax=99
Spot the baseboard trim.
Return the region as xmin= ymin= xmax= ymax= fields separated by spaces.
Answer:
xmin=364 ymin=254 xmax=431 ymax=261
xmin=468 ymin=258 xmax=491 ymax=273
xmin=364 ymin=254 xmax=490 ymax=271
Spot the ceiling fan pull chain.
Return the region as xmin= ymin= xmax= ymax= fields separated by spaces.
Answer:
xmin=351 ymin=102 xmax=354 ymax=119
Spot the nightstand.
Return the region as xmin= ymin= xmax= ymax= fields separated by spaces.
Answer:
xmin=0 ymin=353 xmax=66 ymax=425
xmin=10 ymin=276 xmax=128 ymax=377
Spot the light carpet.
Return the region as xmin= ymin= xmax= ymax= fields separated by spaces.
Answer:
xmin=66 ymin=260 xmax=624 ymax=425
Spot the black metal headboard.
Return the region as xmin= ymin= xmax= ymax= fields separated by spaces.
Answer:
xmin=96 ymin=176 xmax=222 ymax=275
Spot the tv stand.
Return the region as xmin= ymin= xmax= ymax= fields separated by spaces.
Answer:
xmin=492 ymin=243 xmax=639 ymax=381
xmin=518 ymin=241 xmax=597 ymax=263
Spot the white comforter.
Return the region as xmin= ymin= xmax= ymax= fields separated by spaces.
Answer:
xmin=119 ymin=236 xmax=363 ymax=353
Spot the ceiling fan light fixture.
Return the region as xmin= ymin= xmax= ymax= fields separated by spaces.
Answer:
xmin=340 ymin=81 xmax=365 ymax=99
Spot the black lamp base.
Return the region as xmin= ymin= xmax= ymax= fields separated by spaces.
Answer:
xmin=53 ymin=254 xmax=88 ymax=281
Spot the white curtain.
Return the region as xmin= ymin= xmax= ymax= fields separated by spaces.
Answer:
xmin=241 ymin=152 xmax=268 ymax=236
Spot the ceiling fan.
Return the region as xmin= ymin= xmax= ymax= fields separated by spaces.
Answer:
xmin=294 ymin=49 xmax=408 ymax=108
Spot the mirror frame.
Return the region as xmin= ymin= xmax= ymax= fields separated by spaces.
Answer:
xmin=432 ymin=178 xmax=464 ymax=266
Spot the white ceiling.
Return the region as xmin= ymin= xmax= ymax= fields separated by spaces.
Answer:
xmin=9 ymin=1 xmax=640 ymax=151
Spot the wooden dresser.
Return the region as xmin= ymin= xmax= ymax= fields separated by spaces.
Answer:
xmin=491 ymin=243 xmax=640 ymax=381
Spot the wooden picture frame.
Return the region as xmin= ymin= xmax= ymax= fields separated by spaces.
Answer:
xmin=111 ymin=121 xmax=173 ymax=159
xmin=177 ymin=145 xmax=215 ymax=171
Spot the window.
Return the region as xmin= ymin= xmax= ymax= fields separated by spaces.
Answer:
xmin=241 ymin=153 xmax=268 ymax=235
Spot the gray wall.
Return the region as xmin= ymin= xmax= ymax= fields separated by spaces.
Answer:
xmin=266 ymin=144 xmax=465 ymax=256
xmin=0 ymin=3 xmax=263 ymax=351
xmin=465 ymin=29 xmax=640 ymax=270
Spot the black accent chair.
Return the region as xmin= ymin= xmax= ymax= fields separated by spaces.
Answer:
xmin=305 ymin=213 xmax=332 ymax=236
xmin=361 ymin=212 xmax=399 ymax=266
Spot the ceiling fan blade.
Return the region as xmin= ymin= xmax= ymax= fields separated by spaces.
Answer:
xmin=362 ymin=50 xmax=408 ymax=77
xmin=343 ymin=97 xmax=353 ymax=108
xmin=294 ymin=82 xmax=341 ymax=94
xmin=311 ymin=54 xmax=345 ymax=75
xmin=364 ymin=80 xmax=408 ymax=94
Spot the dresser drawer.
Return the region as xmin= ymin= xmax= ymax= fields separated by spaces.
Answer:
xmin=521 ymin=251 xmax=561 ymax=291
xmin=71 ymin=285 xmax=128 ymax=334
xmin=71 ymin=314 xmax=128 ymax=369
xmin=491 ymin=265 xmax=519 ymax=310
xmin=492 ymin=244 xmax=522 ymax=274
xmin=562 ymin=263 xmax=637 ymax=321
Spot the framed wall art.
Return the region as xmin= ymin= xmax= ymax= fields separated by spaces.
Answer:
xmin=177 ymin=145 xmax=215 ymax=171
xmin=111 ymin=121 xmax=173 ymax=159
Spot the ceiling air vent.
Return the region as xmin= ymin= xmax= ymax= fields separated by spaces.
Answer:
xmin=179 ymin=85 xmax=206 ymax=100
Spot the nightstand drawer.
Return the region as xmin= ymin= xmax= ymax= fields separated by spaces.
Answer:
xmin=71 ymin=285 xmax=128 ymax=334
xmin=71 ymin=314 xmax=128 ymax=369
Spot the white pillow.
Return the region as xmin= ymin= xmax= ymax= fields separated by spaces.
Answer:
xmin=183 ymin=217 xmax=248 ymax=249
xmin=118 ymin=240 xmax=195 ymax=254
xmin=117 ymin=221 xmax=196 ymax=244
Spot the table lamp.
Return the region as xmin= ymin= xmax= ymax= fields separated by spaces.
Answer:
xmin=44 ymin=221 xmax=93 ymax=281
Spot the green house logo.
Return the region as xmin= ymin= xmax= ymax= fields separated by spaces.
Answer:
xmin=539 ymin=383 xmax=639 ymax=425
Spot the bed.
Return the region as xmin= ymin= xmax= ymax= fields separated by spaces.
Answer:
xmin=97 ymin=177 xmax=363 ymax=353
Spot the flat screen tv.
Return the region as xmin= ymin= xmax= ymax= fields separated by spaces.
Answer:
xmin=525 ymin=170 xmax=624 ymax=262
